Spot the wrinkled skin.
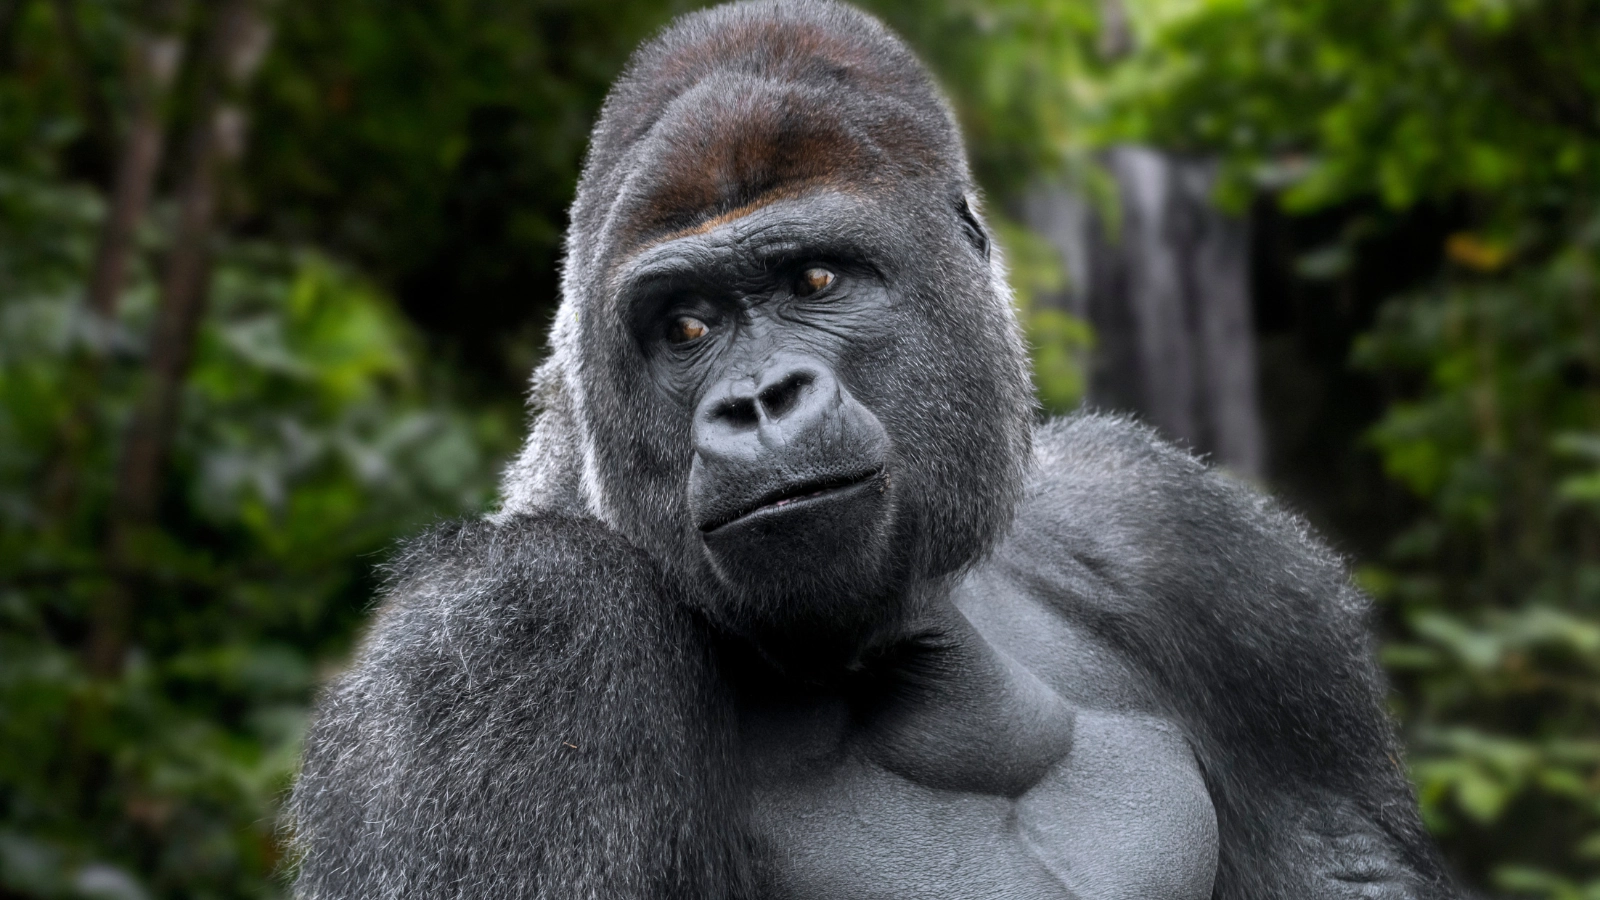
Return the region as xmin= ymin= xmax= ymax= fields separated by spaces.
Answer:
xmin=288 ymin=3 xmax=1461 ymax=899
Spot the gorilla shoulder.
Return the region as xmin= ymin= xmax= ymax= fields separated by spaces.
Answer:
xmin=1000 ymin=411 xmax=1383 ymax=751
xmin=1018 ymin=412 xmax=1348 ymax=587
xmin=974 ymin=413 xmax=1451 ymax=900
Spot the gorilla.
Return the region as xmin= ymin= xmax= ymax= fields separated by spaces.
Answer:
xmin=289 ymin=2 xmax=1459 ymax=898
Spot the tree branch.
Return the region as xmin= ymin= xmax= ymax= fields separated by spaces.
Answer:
xmin=89 ymin=0 xmax=275 ymax=677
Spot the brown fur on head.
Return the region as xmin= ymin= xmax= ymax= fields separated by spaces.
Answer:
xmin=573 ymin=0 xmax=967 ymax=268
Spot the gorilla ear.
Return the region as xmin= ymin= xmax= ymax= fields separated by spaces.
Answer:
xmin=955 ymin=194 xmax=991 ymax=261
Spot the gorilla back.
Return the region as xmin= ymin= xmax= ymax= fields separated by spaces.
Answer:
xmin=290 ymin=3 xmax=1459 ymax=898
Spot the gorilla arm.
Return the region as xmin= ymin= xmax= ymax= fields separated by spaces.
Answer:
xmin=288 ymin=512 xmax=752 ymax=900
xmin=1013 ymin=415 xmax=1457 ymax=900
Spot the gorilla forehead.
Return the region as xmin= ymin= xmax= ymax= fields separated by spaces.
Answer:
xmin=605 ymin=75 xmax=945 ymax=254
xmin=573 ymin=0 xmax=967 ymax=274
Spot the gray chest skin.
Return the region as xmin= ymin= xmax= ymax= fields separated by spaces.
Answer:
xmin=740 ymin=555 xmax=1219 ymax=900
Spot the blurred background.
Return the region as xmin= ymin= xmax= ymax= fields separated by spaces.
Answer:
xmin=0 ymin=0 xmax=1596 ymax=896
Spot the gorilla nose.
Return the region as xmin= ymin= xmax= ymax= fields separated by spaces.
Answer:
xmin=698 ymin=364 xmax=829 ymax=443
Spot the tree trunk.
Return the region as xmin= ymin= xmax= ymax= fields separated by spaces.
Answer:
xmin=1022 ymin=146 xmax=1266 ymax=477
xmin=39 ymin=0 xmax=187 ymax=528
xmin=88 ymin=0 xmax=273 ymax=677
xmin=0 ymin=0 xmax=27 ymax=71
xmin=86 ymin=0 xmax=188 ymax=320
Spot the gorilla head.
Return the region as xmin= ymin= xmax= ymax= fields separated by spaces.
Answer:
xmin=503 ymin=0 xmax=1034 ymax=660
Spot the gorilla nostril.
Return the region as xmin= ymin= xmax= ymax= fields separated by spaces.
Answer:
xmin=712 ymin=396 xmax=760 ymax=427
xmin=758 ymin=372 xmax=814 ymax=420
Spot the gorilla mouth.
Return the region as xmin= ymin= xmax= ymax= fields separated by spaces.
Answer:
xmin=699 ymin=468 xmax=884 ymax=534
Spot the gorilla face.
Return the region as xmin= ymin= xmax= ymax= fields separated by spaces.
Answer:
xmin=530 ymin=1 xmax=1036 ymax=656
xmin=631 ymin=197 xmax=899 ymax=609
xmin=585 ymin=187 xmax=1030 ymax=652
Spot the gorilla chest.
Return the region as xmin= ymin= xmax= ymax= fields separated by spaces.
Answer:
xmin=741 ymin=686 xmax=1219 ymax=899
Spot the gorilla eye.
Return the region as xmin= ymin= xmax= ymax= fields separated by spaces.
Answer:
xmin=667 ymin=315 xmax=709 ymax=344
xmin=796 ymin=267 xmax=835 ymax=296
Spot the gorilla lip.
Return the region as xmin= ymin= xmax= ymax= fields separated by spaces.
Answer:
xmin=699 ymin=468 xmax=884 ymax=534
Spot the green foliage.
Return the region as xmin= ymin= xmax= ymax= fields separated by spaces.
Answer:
xmin=1355 ymin=228 xmax=1600 ymax=895
xmin=1105 ymin=0 xmax=1600 ymax=893
xmin=0 ymin=171 xmax=510 ymax=897
xmin=246 ymin=0 xmax=702 ymax=387
xmin=992 ymin=216 xmax=1093 ymax=413
xmin=1104 ymin=0 xmax=1600 ymax=213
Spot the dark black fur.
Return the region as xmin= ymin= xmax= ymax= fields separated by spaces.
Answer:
xmin=290 ymin=2 xmax=1458 ymax=898
xmin=290 ymin=514 xmax=751 ymax=897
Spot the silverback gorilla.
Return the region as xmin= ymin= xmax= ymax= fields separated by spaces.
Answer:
xmin=289 ymin=2 xmax=1459 ymax=898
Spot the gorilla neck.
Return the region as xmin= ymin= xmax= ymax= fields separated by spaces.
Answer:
xmin=723 ymin=574 xmax=962 ymax=685
xmin=728 ymin=576 xmax=1078 ymax=798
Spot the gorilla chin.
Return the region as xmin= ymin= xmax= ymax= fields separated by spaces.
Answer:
xmin=693 ymin=455 xmax=906 ymax=652
xmin=700 ymin=468 xmax=894 ymax=598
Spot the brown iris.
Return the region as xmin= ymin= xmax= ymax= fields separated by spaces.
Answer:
xmin=797 ymin=266 xmax=835 ymax=296
xmin=668 ymin=316 xmax=709 ymax=344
